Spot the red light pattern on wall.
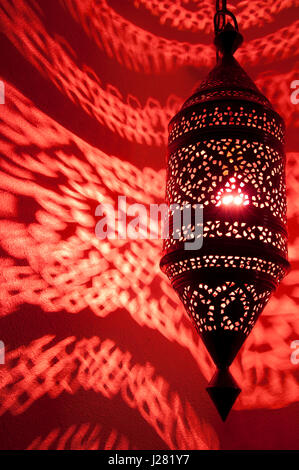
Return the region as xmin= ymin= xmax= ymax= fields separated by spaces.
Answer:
xmin=133 ymin=0 xmax=298 ymax=33
xmin=62 ymin=0 xmax=299 ymax=71
xmin=0 ymin=0 xmax=298 ymax=145
xmin=0 ymin=335 xmax=218 ymax=450
xmin=28 ymin=423 xmax=132 ymax=451
xmin=0 ymin=0 xmax=298 ymax=451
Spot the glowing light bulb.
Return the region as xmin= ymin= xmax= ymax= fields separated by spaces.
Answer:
xmin=216 ymin=178 xmax=250 ymax=207
xmin=234 ymin=196 xmax=243 ymax=205
xmin=222 ymin=195 xmax=234 ymax=205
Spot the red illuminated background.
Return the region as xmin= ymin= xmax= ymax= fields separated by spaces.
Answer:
xmin=0 ymin=0 xmax=298 ymax=450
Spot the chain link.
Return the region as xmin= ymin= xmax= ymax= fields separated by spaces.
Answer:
xmin=214 ymin=0 xmax=238 ymax=34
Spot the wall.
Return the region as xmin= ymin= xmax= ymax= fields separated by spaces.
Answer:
xmin=0 ymin=0 xmax=298 ymax=450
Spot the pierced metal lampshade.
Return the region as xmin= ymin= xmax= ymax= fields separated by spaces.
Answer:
xmin=160 ymin=25 xmax=289 ymax=420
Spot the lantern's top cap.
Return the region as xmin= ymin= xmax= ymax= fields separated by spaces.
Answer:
xmin=196 ymin=54 xmax=260 ymax=96
xmin=214 ymin=23 xmax=243 ymax=56
xmin=182 ymin=54 xmax=274 ymax=111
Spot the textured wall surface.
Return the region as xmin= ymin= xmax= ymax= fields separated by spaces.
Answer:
xmin=0 ymin=0 xmax=298 ymax=450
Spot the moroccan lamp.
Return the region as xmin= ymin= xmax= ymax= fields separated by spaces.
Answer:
xmin=160 ymin=1 xmax=289 ymax=420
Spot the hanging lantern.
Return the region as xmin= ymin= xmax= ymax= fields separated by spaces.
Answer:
xmin=160 ymin=1 xmax=289 ymax=420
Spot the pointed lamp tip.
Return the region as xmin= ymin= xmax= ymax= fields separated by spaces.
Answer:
xmin=206 ymin=368 xmax=241 ymax=421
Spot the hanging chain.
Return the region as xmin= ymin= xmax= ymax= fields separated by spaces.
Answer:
xmin=214 ymin=0 xmax=239 ymax=35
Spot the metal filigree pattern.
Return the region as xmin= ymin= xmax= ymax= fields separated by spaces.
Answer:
xmin=180 ymin=282 xmax=271 ymax=335
xmin=160 ymin=53 xmax=289 ymax=376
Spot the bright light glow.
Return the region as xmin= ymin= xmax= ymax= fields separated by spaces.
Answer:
xmin=222 ymin=195 xmax=234 ymax=205
xmin=234 ymin=196 xmax=243 ymax=205
xmin=216 ymin=177 xmax=250 ymax=207
xmin=218 ymin=192 xmax=249 ymax=207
